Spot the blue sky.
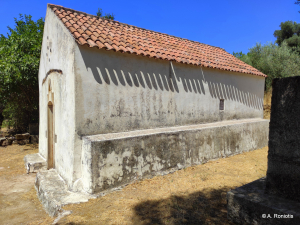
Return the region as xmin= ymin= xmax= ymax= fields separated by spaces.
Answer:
xmin=0 ymin=0 xmax=299 ymax=54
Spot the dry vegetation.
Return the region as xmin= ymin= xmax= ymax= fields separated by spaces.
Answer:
xmin=263 ymin=90 xmax=272 ymax=119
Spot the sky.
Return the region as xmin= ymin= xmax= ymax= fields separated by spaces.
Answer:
xmin=0 ymin=0 xmax=299 ymax=54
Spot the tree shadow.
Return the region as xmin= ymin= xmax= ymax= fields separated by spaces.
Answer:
xmin=79 ymin=46 xmax=264 ymax=113
xmin=132 ymin=187 xmax=235 ymax=225
xmin=79 ymin=47 xmax=207 ymax=96
xmin=206 ymin=79 xmax=263 ymax=110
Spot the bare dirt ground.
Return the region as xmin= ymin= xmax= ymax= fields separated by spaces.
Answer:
xmin=0 ymin=143 xmax=268 ymax=225
xmin=0 ymin=144 xmax=50 ymax=225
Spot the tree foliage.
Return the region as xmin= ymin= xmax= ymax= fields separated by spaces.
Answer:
xmin=234 ymin=42 xmax=300 ymax=90
xmin=0 ymin=15 xmax=44 ymax=132
xmin=96 ymin=8 xmax=115 ymax=20
xmin=296 ymin=0 xmax=300 ymax=12
xmin=232 ymin=51 xmax=252 ymax=65
xmin=274 ymin=21 xmax=300 ymax=54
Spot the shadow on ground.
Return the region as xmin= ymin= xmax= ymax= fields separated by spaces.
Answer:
xmin=132 ymin=187 xmax=235 ymax=225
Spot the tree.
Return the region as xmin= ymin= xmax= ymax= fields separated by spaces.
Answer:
xmin=96 ymin=8 xmax=115 ymax=20
xmin=273 ymin=21 xmax=300 ymax=54
xmin=232 ymin=51 xmax=253 ymax=66
xmin=0 ymin=104 xmax=4 ymax=129
xmin=296 ymin=0 xmax=300 ymax=12
xmin=234 ymin=42 xmax=300 ymax=90
xmin=0 ymin=15 xmax=44 ymax=132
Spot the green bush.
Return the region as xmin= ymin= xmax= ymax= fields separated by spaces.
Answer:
xmin=0 ymin=15 xmax=43 ymax=132
xmin=234 ymin=42 xmax=300 ymax=90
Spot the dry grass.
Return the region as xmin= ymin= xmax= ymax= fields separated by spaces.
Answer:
xmin=0 ymin=143 xmax=38 ymax=178
xmin=0 ymin=143 xmax=269 ymax=225
xmin=58 ymin=147 xmax=268 ymax=225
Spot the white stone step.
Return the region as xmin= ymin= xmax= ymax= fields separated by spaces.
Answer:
xmin=35 ymin=169 xmax=94 ymax=217
xmin=24 ymin=153 xmax=47 ymax=173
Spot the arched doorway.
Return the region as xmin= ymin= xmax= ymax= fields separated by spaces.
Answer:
xmin=47 ymin=79 xmax=55 ymax=169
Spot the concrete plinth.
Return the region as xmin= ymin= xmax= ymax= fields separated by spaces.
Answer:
xmin=227 ymin=178 xmax=300 ymax=224
xmin=81 ymin=118 xmax=269 ymax=194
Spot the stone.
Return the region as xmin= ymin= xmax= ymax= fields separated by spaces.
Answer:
xmin=30 ymin=135 xmax=39 ymax=144
xmin=35 ymin=169 xmax=94 ymax=217
xmin=0 ymin=138 xmax=6 ymax=146
xmin=52 ymin=210 xmax=72 ymax=224
xmin=1 ymin=137 xmax=14 ymax=146
xmin=7 ymin=137 xmax=14 ymax=145
xmin=24 ymin=153 xmax=47 ymax=173
xmin=2 ymin=140 xmax=9 ymax=146
xmin=15 ymin=133 xmax=30 ymax=140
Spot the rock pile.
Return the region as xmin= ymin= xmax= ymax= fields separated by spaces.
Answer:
xmin=0 ymin=137 xmax=15 ymax=146
xmin=15 ymin=133 xmax=30 ymax=145
xmin=0 ymin=133 xmax=39 ymax=146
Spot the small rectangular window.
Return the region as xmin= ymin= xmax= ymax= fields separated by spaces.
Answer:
xmin=220 ymin=99 xmax=224 ymax=110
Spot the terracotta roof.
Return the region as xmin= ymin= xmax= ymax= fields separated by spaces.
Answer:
xmin=48 ymin=4 xmax=267 ymax=77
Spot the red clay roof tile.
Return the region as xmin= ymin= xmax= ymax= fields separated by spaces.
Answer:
xmin=73 ymin=32 xmax=81 ymax=38
xmin=69 ymin=27 xmax=76 ymax=33
xmin=78 ymin=37 xmax=87 ymax=45
xmin=87 ymin=39 xmax=97 ymax=47
xmin=95 ymin=41 xmax=105 ymax=48
xmin=48 ymin=3 xmax=266 ymax=77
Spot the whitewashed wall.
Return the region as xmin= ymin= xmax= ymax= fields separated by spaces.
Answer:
xmin=38 ymin=6 xmax=76 ymax=188
xmin=74 ymin=45 xmax=265 ymax=137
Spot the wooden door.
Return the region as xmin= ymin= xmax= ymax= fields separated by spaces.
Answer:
xmin=47 ymin=103 xmax=54 ymax=169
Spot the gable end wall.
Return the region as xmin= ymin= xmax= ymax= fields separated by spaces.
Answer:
xmin=38 ymin=5 xmax=76 ymax=187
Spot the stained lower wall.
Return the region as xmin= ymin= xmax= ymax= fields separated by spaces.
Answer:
xmin=81 ymin=119 xmax=269 ymax=194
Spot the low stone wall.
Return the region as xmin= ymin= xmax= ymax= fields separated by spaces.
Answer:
xmin=81 ymin=119 xmax=269 ymax=194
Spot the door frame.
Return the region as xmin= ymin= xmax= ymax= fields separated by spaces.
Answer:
xmin=47 ymin=101 xmax=54 ymax=169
